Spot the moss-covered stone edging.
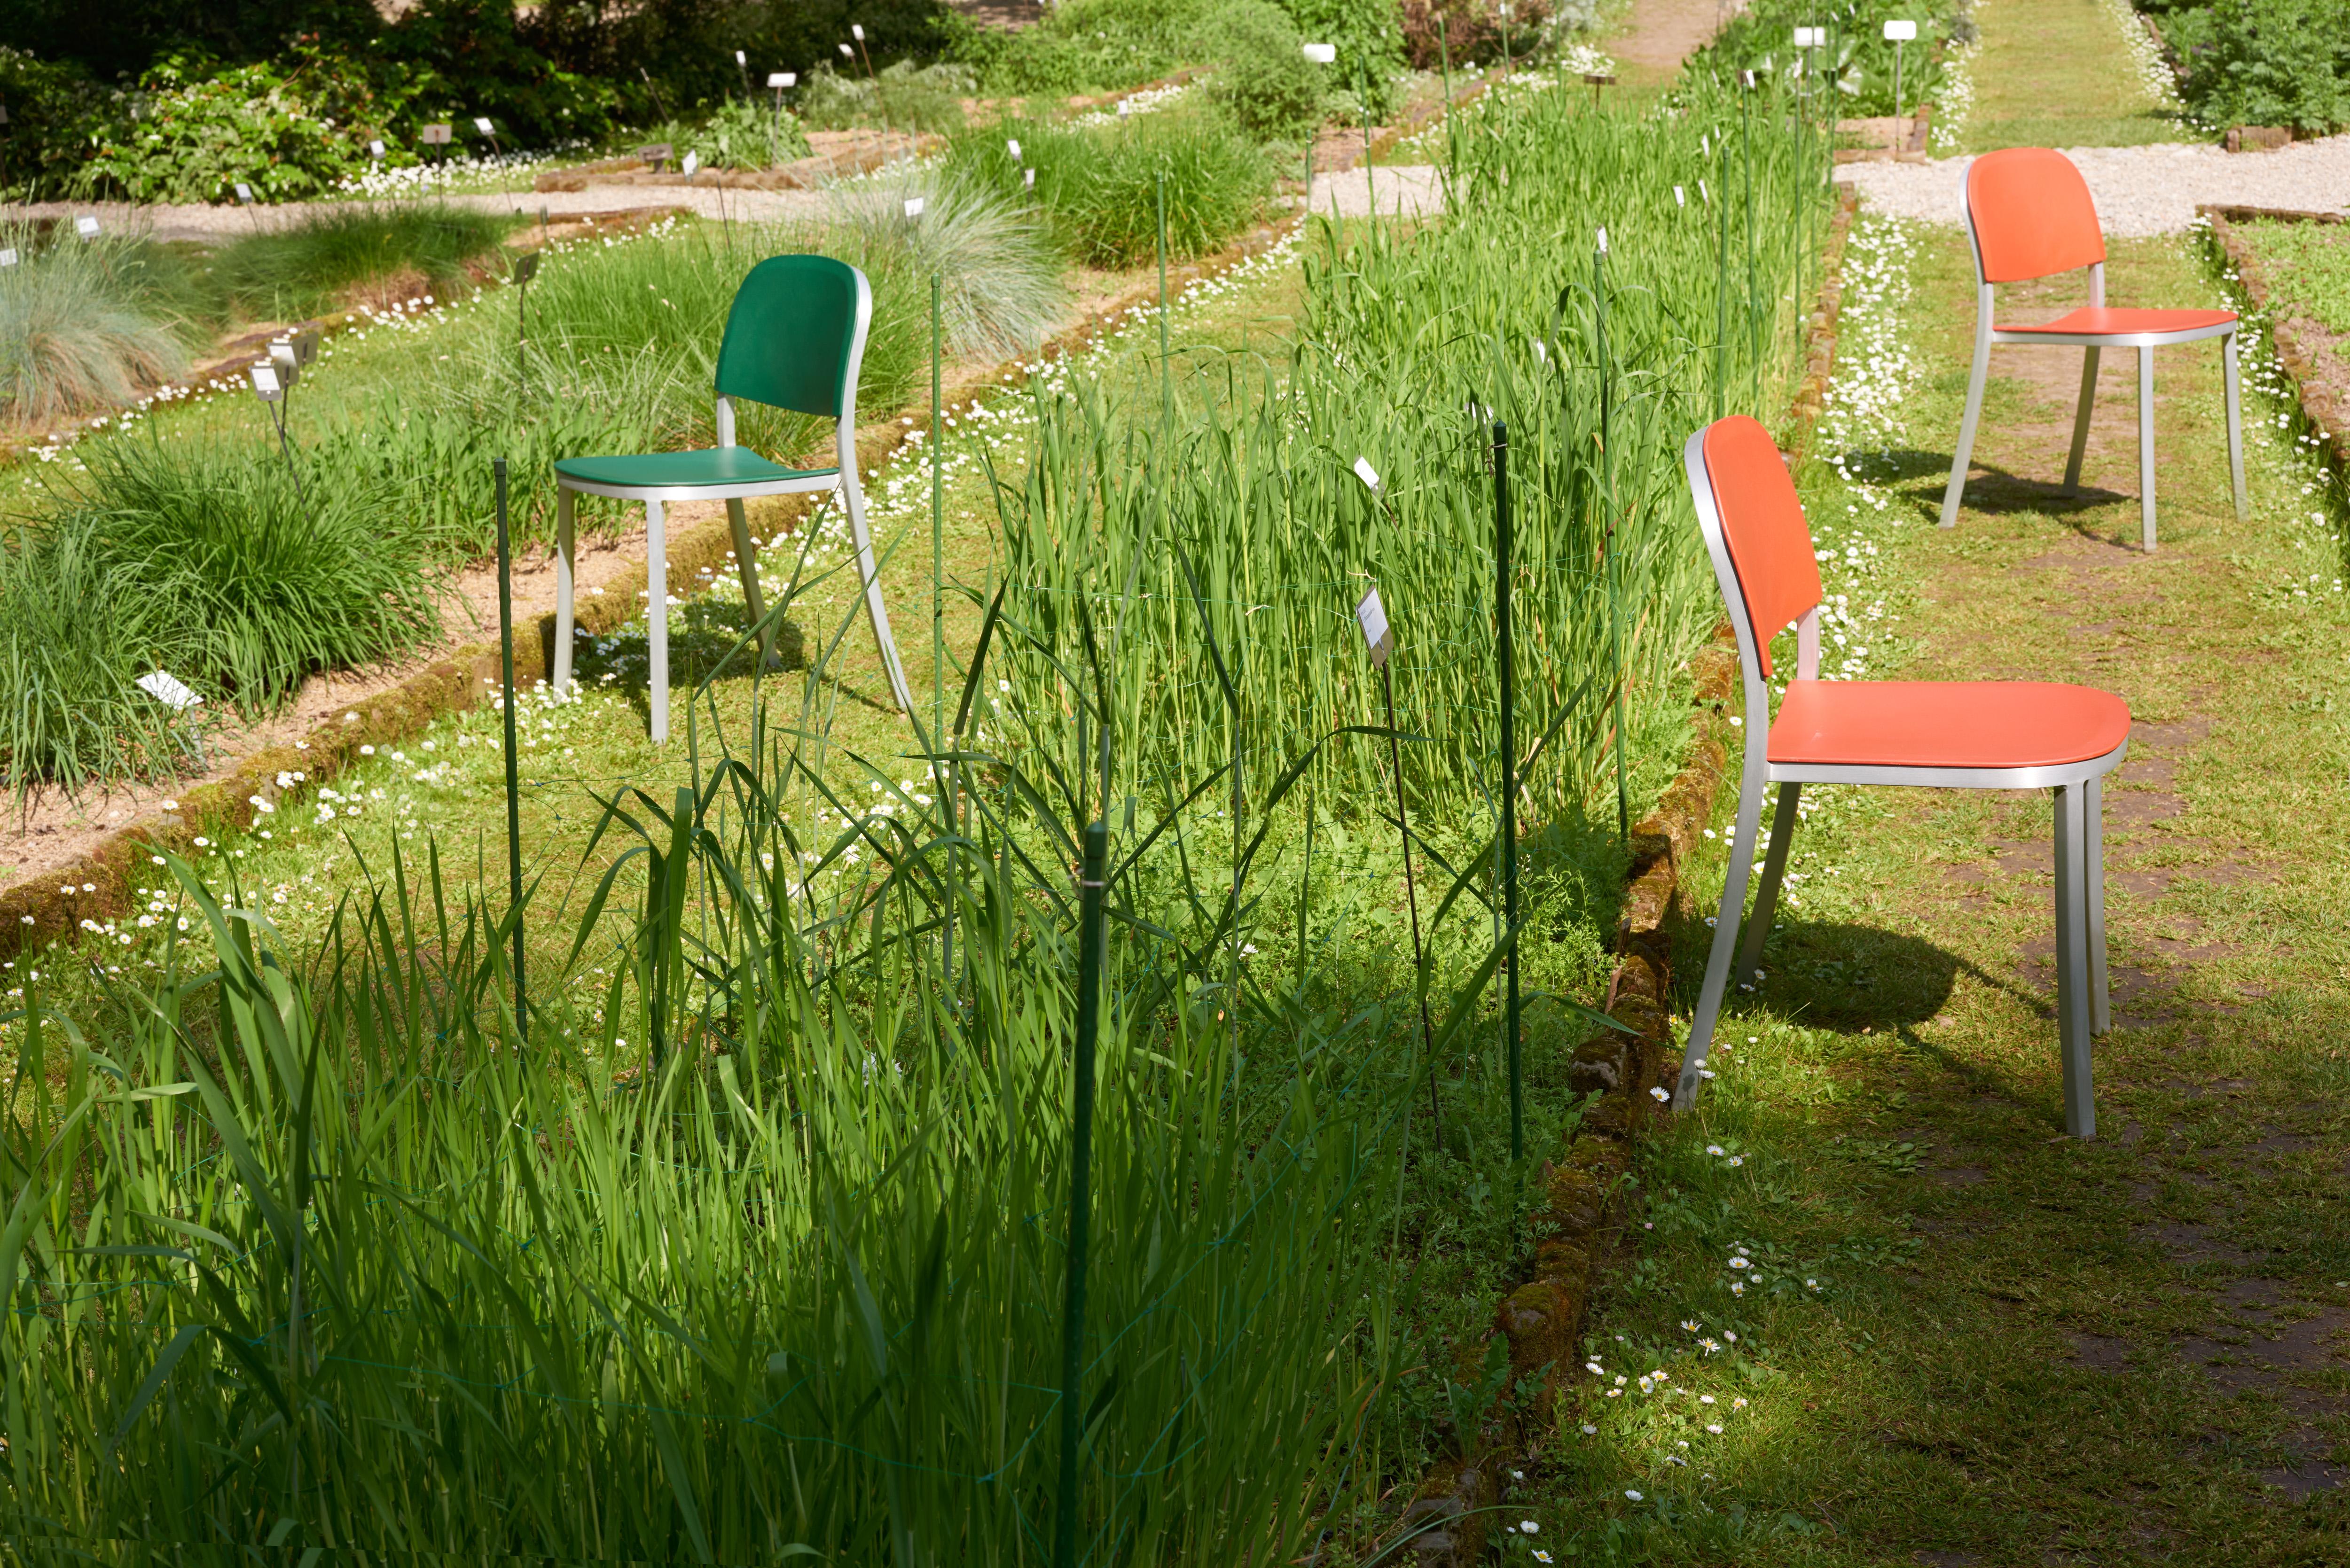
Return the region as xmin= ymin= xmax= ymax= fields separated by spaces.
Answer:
xmin=0 ymin=214 xmax=1308 ymax=966
xmin=1382 ymin=183 xmax=1860 ymax=1568
xmin=2200 ymin=204 xmax=2350 ymax=475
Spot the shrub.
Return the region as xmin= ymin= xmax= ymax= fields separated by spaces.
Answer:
xmin=49 ymin=436 xmax=442 ymax=716
xmin=1400 ymin=0 xmax=1587 ymax=69
xmin=962 ymin=0 xmax=1203 ymax=96
xmin=0 ymin=45 xmax=115 ymax=202
xmin=792 ymin=59 xmax=974 ymax=133
xmin=1197 ymin=0 xmax=1327 ymax=142
xmin=690 ymin=94 xmax=812 ymax=168
xmin=2166 ymin=0 xmax=2350 ymax=133
xmin=80 ymin=56 xmax=372 ymax=204
xmin=0 ymin=231 xmax=190 ymax=424
xmin=1271 ymin=0 xmax=1407 ymax=117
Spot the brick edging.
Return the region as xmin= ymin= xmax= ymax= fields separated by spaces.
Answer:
xmin=1385 ymin=178 xmax=1861 ymax=1568
xmin=2200 ymin=204 xmax=2350 ymax=474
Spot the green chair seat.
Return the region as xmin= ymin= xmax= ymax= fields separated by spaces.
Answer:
xmin=553 ymin=447 xmax=838 ymax=491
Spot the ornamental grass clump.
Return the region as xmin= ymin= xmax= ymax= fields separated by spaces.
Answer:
xmin=204 ymin=202 xmax=519 ymax=322
xmin=48 ymin=436 xmax=441 ymax=715
xmin=0 ymin=229 xmax=189 ymax=425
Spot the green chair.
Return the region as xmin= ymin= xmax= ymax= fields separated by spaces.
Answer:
xmin=552 ymin=254 xmax=912 ymax=740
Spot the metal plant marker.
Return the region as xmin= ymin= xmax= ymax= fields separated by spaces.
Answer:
xmin=1493 ymin=419 xmax=1521 ymax=1162
xmin=494 ymin=457 xmax=526 ymax=1040
xmin=1051 ymin=821 xmax=1109 ymax=1568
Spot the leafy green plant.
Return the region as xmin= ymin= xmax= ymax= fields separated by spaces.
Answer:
xmin=697 ymin=93 xmax=812 ymax=167
xmin=0 ymin=229 xmax=189 ymax=423
xmin=793 ymin=58 xmax=974 ymax=134
xmin=2163 ymin=0 xmax=2350 ymax=133
xmin=204 ymin=203 xmax=518 ymax=322
xmin=962 ymin=0 xmax=1205 ymax=96
xmin=79 ymin=56 xmax=376 ymax=204
xmin=1200 ymin=0 xmax=1328 ymax=141
xmin=1693 ymin=0 xmax=1955 ymax=119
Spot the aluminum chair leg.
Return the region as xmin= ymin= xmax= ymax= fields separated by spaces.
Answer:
xmin=1938 ymin=310 xmax=1994 ymax=529
xmin=725 ymin=498 xmax=778 ymax=671
xmin=841 ymin=458 xmax=916 ymax=713
xmin=2087 ymin=772 xmax=2110 ymax=1036
xmin=553 ymin=485 xmax=576 ymax=694
xmin=647 ymin=498 xmax=669 ymax=744
xmin=2052 ymin=781 xmax=2097 ymax=1138
xmin=2062 ymin=346 xmax=2100 ymax=492
xmin=1674 ymin=778 xmax=1766 ymax=1109
xmin=1734 ymin=782 xmax=1802 ymax=983
xmin=2223 ymin=329 xmax=2249 ymax=523
xmin=2137 ymin=347 xmax=2158 ymax=553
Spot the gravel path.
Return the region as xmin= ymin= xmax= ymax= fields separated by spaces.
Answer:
xmin=1839 ymin=134 xmax=2350 ymax=234
xmin=2 ymin=185 xmax=830 ymax=245
xmin=1308 ymin=165 xmax=1444 ymax=220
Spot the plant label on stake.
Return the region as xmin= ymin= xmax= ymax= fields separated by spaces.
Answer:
xmin=1354 ymin=584 xmax=1392 ymax=667
xmin=74 ymin=215 xmax=98 ymax=241
xmin=1303 ymin=42 xmax=1336 ymax=62
xmin=138 ymin=671 xmax=206 ymax=767
xmin=903 ymin=195 xmax=925 ymax=219
xmin=1675 ymin=184 xmax=1686 ymax=207
xmin=233 ymin=182 xmax=252 ymax=204
xmin=1024 ymin=167 xmax=1035 ymax=189
xmin=681 ymin=149 xmax=699 ymax=178
xmin=368 ymin=139 xmax=384 ymax=161
xmin=248 ymin=364 xmax=282 ymax=403
xmin=1006 ymin=137 xmax=1022 ymax=160
xmin=0 ymin=249 xmax=19 ymax=268
xmin=1883 ymin=19 xmax=1917 ymax=149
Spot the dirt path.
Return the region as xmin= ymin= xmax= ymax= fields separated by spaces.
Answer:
xmin=1610 ymin=0 xmax=1744 ymax=86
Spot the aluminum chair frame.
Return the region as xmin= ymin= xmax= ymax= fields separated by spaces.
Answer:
xmin=551 ymin=263 xmax=913 ymax=742
xmin=1680 ymin=425 xmax=2128 ymax=1138
xmin=1938 ymin=165 xmax=2248 ymax=552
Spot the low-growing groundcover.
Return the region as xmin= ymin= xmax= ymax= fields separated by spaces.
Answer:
xmin=1520 ymin=209 xmax=2350 ymax=1562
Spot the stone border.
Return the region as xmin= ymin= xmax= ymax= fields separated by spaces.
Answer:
xmin=1385 ymin=183 xmax=1861 ymax=1568
xmin=2200 ymin=204 xmax=2350 ymax=474
xmin=0 ymin=213 xmax=1308 ymax=966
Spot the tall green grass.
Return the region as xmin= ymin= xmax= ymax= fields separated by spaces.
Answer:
xmin=204 ymin=203 xmax=519 ymax=322
xmin=946 ymin=104 xmax=1274 ymax=269
xmin=0 ymin=655 xmax=1418 ymax=1558
xmin=988 ymin=76 xmax=1830 ymax=835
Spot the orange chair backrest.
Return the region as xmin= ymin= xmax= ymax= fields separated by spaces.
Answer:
xmin=1966 ymin=148 xmax=2105 ymax=284
xmin=1702 ymin=416 xmax=1820 ymax=679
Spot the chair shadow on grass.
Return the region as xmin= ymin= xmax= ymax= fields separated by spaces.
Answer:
xmin=552 ymin=605 xmax=815 ymax=734
xmin=1849 ymin=443 xmax=2131 ymax=533
xmin=1664 ymin=908 xmax=2076 ymax=1104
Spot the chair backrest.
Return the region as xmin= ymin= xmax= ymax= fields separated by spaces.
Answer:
xmin=713 ymin=255 xmax=869 ymax=420
xmin=1964 ymin=148 xmax=2105 ymax=284
xmin=1689 ymin=415 xmax=1821 ymax=680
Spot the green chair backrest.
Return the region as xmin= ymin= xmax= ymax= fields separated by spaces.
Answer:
xmin=712 ymin=254 xmax=867 ymax=420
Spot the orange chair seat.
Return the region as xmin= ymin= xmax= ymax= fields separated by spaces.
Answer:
xmin=1997 ymin=306 xmax=2235 ymax=337
xmin=1769 ymin=680 xmax=2132 ymax=770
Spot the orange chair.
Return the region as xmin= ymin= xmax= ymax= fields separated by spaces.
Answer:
xmin=1682 ymin=417 xmax=2132 ymax=1137
xmin=1939 ymin=147 xmax=2247 ymax=551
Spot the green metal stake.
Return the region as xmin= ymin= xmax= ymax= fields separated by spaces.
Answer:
xmin=1437 ymin=16 xmax=1457 ymax=204
xmin=1052 ymin=821 xmax=1109 ymax=1568
xmin=1596 ymin=233 xmax=1629 ymax=847
xmin=1157 ymin=167 xmax=1171 ymax=425
xmin=494 ymin=456 xmax=525 ymax=1042
xmin=932 ymin=273 xmax=952 ymax=986
xmin=1494 ymin=419 xmax=1520 ymax=1164
xmin=1742 ymin=71 xmax=1759 ymax=411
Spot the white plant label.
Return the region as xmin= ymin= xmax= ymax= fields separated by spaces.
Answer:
xmin=736 ymin=49 xmax=747 ymax=64
xmin=249 ymin=364 xmax=282 ymax=399
xmin=1116 ymin=98 xmax=1132 ymax=116
xmin=1006 ymin=137 xmax=1022 ymax=160
xmin=852 ymin=23 xmax=865 ymax=39
xmin=768 ymin=72 xmax=793 ymax=88
xmin=903 ymin=196 xmax=925 ymax=218
xmin=0 ymin=249 xmax=17 ymax=267
xmin=138 ymin=671 xmax=203 ymax=711
xmin=1355 ymin=588 xmax=1392 ymax=666
xmin=234 ymin=182 xmax=252 ymax=203
xmin=75 ymin=215 xmax=99 ymax=238
xmin=474 ymin=116 xmax=495 ymax=134
xmin=1303 ymin=42 xmax=1337 ymax=63
xmin=1352 ymin=456 xmax=1380 ymax=492
xmin=1596 ymin=226 xmax=1608 ymax=254
xmin=1882 ymin=19 xmax=1917 ymax=39
xmin=1024 ymin=168 xmax=1035 ymax=188
xmin=368 ymin=139 xmax=385 ymax=157
xmin=1674 ymin=185 xmax=1686 ymax=206
xmin=1700 ymin=178 xmax=1711 ymax=203
xmin=681 ymin=150 xmax=700 ymax=176
xmin=839 ymin=42 xmax=854 ymax=55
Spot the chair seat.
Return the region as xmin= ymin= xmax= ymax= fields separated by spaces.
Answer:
xmin=1769 ymin=680 xmax=2131 ymax=770
xmin=1997 ymin=306 xmax=2235 ymax=338
xmin=554 ymin=447 xmax=838 ymax=491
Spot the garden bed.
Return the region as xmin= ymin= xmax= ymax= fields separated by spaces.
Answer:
xmin=2202 ymin=204 xmax=2350 ymax=473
